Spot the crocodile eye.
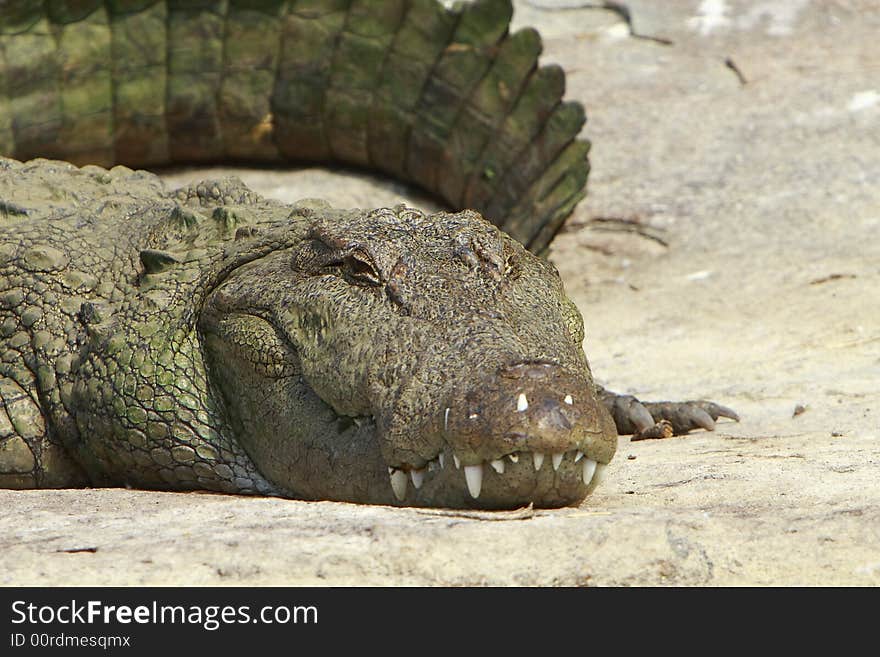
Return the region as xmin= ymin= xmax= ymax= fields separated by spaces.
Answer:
xmin=342 ymin=249 xmax=382 ymax=286
xmin=311 ymin=238 xmax=382 ymax=287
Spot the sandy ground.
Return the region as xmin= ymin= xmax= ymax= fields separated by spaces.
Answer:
xmin=2 ymin=0 xmax=878 ymax=586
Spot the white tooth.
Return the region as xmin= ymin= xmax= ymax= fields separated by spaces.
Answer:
xmin=410 ymin=468 xmax=425 ymax=489
xmin=438 ymin=452 xmax=446 ymax=469
xmin=552 ymin=452 xmax=564 ymax=471
xmin=517 ymin=393 xmax=529 ymax=412
xmin=593 ymin=463 xmax=607 ymax=486
xmin=564 ymin=394 xmax=573 ymax=405
xmin=490 ymin=459 xmax=505 ymax=474
xmin=464 ymin=464 xmax=483 ymax=498
xmin=533 ymin=452 xmax=544 ymax=470
xmin=390 ymin=469 xmax=408 ymax=500
xmin=574 ymin=451 xmax=584 ymax=462
xmin=453 ymin=454 xmax=461 ymax=469
xmin=508 ymin=453 xmax=519 ymax=463
xmin=444 ymin=407 xmax=450 ymax=432
xmin=582 ymin=459 xmax=597 ymax=486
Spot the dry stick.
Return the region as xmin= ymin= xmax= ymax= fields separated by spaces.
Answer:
xmin=414 ymin=502 xmax=536 ymax=521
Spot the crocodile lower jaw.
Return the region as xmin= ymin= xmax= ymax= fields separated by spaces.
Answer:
xmin=387 ymin=448 xmax=607 ymax=502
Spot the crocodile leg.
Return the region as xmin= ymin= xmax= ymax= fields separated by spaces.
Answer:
xmin=598 ymin=386 xmax=740 ymax=440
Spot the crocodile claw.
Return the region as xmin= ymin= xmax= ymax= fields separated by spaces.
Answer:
xmin=650 ymin=400 xmax=740 ymax=433
xmin=599 ymin=388 xmax=739 ymax=439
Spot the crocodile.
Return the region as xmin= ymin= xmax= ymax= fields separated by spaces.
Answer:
xmin=0 ymin=0 xmax=736 ymax=509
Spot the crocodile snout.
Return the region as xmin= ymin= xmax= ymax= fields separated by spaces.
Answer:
xmin=447 ymin=360 xmax=616 ymax=460
xmin=383 ymin=359 xmax=618 ymax=508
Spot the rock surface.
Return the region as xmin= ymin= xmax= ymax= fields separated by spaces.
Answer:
xmin=2 ymin=0 xmax=878 ymax=586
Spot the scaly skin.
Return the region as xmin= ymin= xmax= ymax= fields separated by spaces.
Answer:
xmin=0 ymin=159 xmax=618 ymax=507
xmin=0 ymin=1 xmax=737 ymax=508
xmin=0 ymin=0 xmax=587 ymax=253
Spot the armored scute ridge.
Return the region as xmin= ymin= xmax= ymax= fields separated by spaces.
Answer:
xmin=0 ymin=0 xmax=588 ymax=254
xmin=0 ymin=1 xmax=737 ymax=508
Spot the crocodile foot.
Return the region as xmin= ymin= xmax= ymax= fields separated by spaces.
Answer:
xmin=598 ymin=389 xmax=740 ymax=440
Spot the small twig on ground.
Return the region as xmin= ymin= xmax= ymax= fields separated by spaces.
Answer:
xmin=809 ymin=273 xmax=856 ymax=285
xmin=56 ymin=546 xmax=99 ymax=554
xmin=590 ymin=216 xmax=670 ymax=247
xmin=725 ymin=57 xmax=749 ymax=85
xmin=414 ymin=502 xmax=535 ymax=521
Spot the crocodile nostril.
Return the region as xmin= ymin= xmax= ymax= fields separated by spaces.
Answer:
xmin=516 ymin=395 xmax=575 ymax=431
xmin=501 ymin=359 xmax=561 ymax=380
xmin=542 ymin=400 xmax=573 ymax=431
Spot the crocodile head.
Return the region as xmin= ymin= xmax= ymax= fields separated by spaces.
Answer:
xmin=200 ymin=206 xmax=617 ymax=508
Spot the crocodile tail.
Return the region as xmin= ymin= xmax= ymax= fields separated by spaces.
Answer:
xmin=0 ymin=0 xmax=588 ymax=253
xmin=0 ymin=1 xmax=115 ymax=165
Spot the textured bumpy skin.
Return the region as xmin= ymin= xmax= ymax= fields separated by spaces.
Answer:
xmin=0 ymin=0 xmax=587 ymax=254
xmin=0 ymin=160 xmax=617 ymax=508
xmin=0 ymin=1 xmax=736 ymax=508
